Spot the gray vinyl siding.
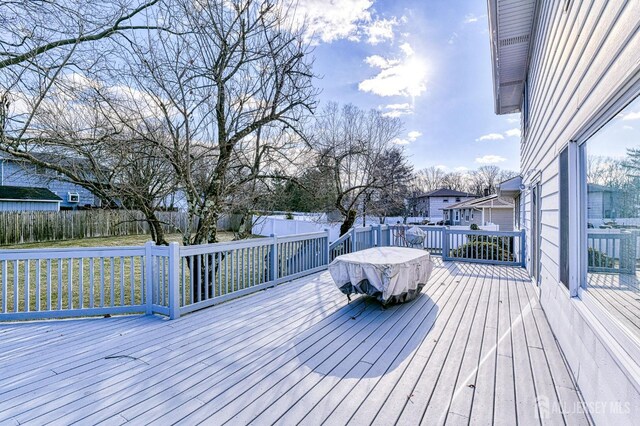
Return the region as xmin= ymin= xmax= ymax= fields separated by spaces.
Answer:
xmin=487 ymin=209 xmax=514 ymax=232
xmin=1 ymin=161 xmax=100 ymax=209
xmin=521 ymin=1 xmax=640 ymax=423
xmin=0 ymin=201 xmax=59 ymax=211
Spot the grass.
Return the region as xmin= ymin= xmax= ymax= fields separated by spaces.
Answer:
xmin=2 ymin=232 xmax=237 ymax=250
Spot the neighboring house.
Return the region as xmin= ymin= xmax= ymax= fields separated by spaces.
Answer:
xmin=409 ymin=188 xmax=477 ymax=221
xmin=0 ymin=185 xmax=62 ymax=211
xmin=487 ymin=1 xmax=640 ymax=423
xmin=443 ymin=194 xmax=515 ymax=231
xmin=0 ymin=153 xmax=101 ymax=209
xmin=587 ymin=183 xmax=621 ymax=220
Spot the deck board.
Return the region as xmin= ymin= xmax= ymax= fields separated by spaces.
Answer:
xmin=0 ymin=259 xmax=591 ymax=425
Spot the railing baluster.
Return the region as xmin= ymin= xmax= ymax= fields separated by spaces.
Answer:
xmin=35 ymin=259 xmax=41 ymax=312
xmin=78 ymin=258 xmax=83 ymax=309
xmin=89 ymin=258 xmax=94 ymax=309
xmin=58 ymin=258 xmax=63 ymax=310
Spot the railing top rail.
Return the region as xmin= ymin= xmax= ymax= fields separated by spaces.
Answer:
xmin=277 ymin=231 xmax=327 ymax=243
xmin=330 ymin=232 xmax=351 ymax=247
xmin=0 ymin=245 xmax=146 ymax=260
xmin=445 ymin=229 xmax=523 ymax=237
xmin=179 ymin=237 xmax=273 ymax=257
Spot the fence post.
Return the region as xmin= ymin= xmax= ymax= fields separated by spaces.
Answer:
xmin=270 ymin=234 xmax=279 ymax=286
xmin=168 ymin=242 xmax=181 ymax=320
xmin=351 ymin=227 xmax=357 ymax=252
xmin=442 ymin=228 xmax=450 ymax=261
xmin=144 ymin=241 xmax=155 ymax=315
xmin=520 ymin=229 xmax=527 ymax=268
xmin=324 ymin=229 xmax=331 ymax=266
xmin=376 ymin=224 xmax=382 ymax=247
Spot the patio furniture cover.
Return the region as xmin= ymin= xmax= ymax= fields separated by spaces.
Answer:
xmin=329 ymin=247 xmax=433 ymax=305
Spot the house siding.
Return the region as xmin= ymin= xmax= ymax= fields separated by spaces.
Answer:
xmin=0 ymin=201 xmax=59 ymax=212
xmin=1 ymin=161 xmax=100 ymax=209
xmin=521 ymin=1 xmax=640 ymax=424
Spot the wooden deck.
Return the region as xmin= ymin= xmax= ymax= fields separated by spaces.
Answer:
xmin=0 ymin=259 xmax=591 ymax=425
xmin=587 ymin=271 xmax=640 ymax=340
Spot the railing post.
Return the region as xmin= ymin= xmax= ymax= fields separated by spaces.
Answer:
xmin=351 ymin=227 xmax=357 ymax=252
xmin=442 ymin=228 xmax=450 ymax=261
xmin=520 ymin=229 xmax=527 ymax=268
xmin=270 ymin=234 xmax=278 ymax=286
xmin=168 ymin=242 xmax=180 ymax=320
xmin=324 ymin=229 xmax=331 ymax=266
xmin=144 ymin=241 xmax=155 ymax=315
xmin=376 ymin=224 xmax=383 ymax=247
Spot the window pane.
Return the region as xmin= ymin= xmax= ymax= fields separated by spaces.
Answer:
xmin=560 ymin=147 xmax=570 ymax=289
xmin=584 ymin=96 xmax=640 ymax=339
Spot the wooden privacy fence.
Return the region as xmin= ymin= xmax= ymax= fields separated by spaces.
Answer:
xmin=0 ymin=210 xmax=209 ymax=245
xmin=0 ymin=231 xmax=331 ymax=321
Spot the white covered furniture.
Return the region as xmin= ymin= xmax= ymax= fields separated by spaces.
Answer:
xmin=328 ymin=247 xmax=433 ymax=305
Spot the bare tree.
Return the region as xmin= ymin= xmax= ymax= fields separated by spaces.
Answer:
xmin=310 ymin=102 xmax=403 ymax=235
xmin=415 ymin=166 xmax=447 ymax=193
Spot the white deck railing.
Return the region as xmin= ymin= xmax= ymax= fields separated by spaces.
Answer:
xmin=1 ymin=225 xmax=525 ymax=322
xmin=0 ymin=231 xmax=330 ymax=321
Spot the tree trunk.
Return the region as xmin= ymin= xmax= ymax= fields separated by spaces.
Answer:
xmin=339 ymin=209 xmax=357 ymax=236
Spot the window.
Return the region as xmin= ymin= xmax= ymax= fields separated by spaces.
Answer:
xmin=455 ymin=211 xmax=459 ymax=222
xmin=68 ymin=192 xmax=79 ymax=203
xmin=581 ymin=95 xmax=640 ymax=341
xmin=456 ymin=197 xmax=461 ymax=202
xmin=443 ymin=199 xmax=449 ymax=203
xmin=559 ymin=147 xmax=570 ymax=289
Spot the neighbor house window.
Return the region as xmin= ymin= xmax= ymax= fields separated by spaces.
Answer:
xmin=456 ymin=197 xmax=461 ymax=202
xmin=443 ymin=199 xmax=449 ymax=203
xmin=581 ymin=95 xmax=640 ymax=340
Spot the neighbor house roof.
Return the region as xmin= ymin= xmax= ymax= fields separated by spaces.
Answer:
xmin=487 ymin=0 xmax=538 ymax=114
xmin=497 ymin=175 xmax=523 ymax=198
xmin=420 ymin=188 xmax=478 ymax=198
xmin=443 ymin=194 xmax=514 ymax=211
xmin=0 ymin=185 xmax=62 ymax=202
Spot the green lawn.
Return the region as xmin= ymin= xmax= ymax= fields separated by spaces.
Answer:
xmin=2 ymin=232 xmax=237 ymax=250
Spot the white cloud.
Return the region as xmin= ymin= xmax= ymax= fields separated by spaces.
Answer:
xmin=506 ymin=116 xmax=520 ymax=123
xmin=475 ymin=133 xmax=504 ymax=141
xmin=623 ymin=125 xmax=634 ymax=130
xmin=289 ymin=0 xmax=373 ymax=44
xmin=622 ymin=111 xmax=640 ymax=121
xmin=454 ymin=166 xmax=469 ymax=172
xmin=504 ymin=128 xmax=521 ymax=138
xmin=476 ymin=155 xmax=507 ymax=164
xmin=364 ymin=55 xmax=400 ymax=69
xmin=435 ymin=165 xmax=448 ymax=171
xmin=448 ymin=32 xmax=458 ymax=45
xmin=381 ymin=103 xmax=413 ymax=117
xmin=359 ymin=43 xmax=428 ymax=97
xmin=392 ymin=137 xmax=410 ymax=145
xmin=365 ymin=17 xmax=398 ymax=44
xmin=463 ymin=13 xmax=479 ymax=24
xmin=407 ymin=130 xmax=422 ymax=141
xmin=399 ymin=42 xmax=414 ymax=56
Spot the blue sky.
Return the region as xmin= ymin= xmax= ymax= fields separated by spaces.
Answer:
xmin=300 ymin=0 xmax=522 ymax=172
